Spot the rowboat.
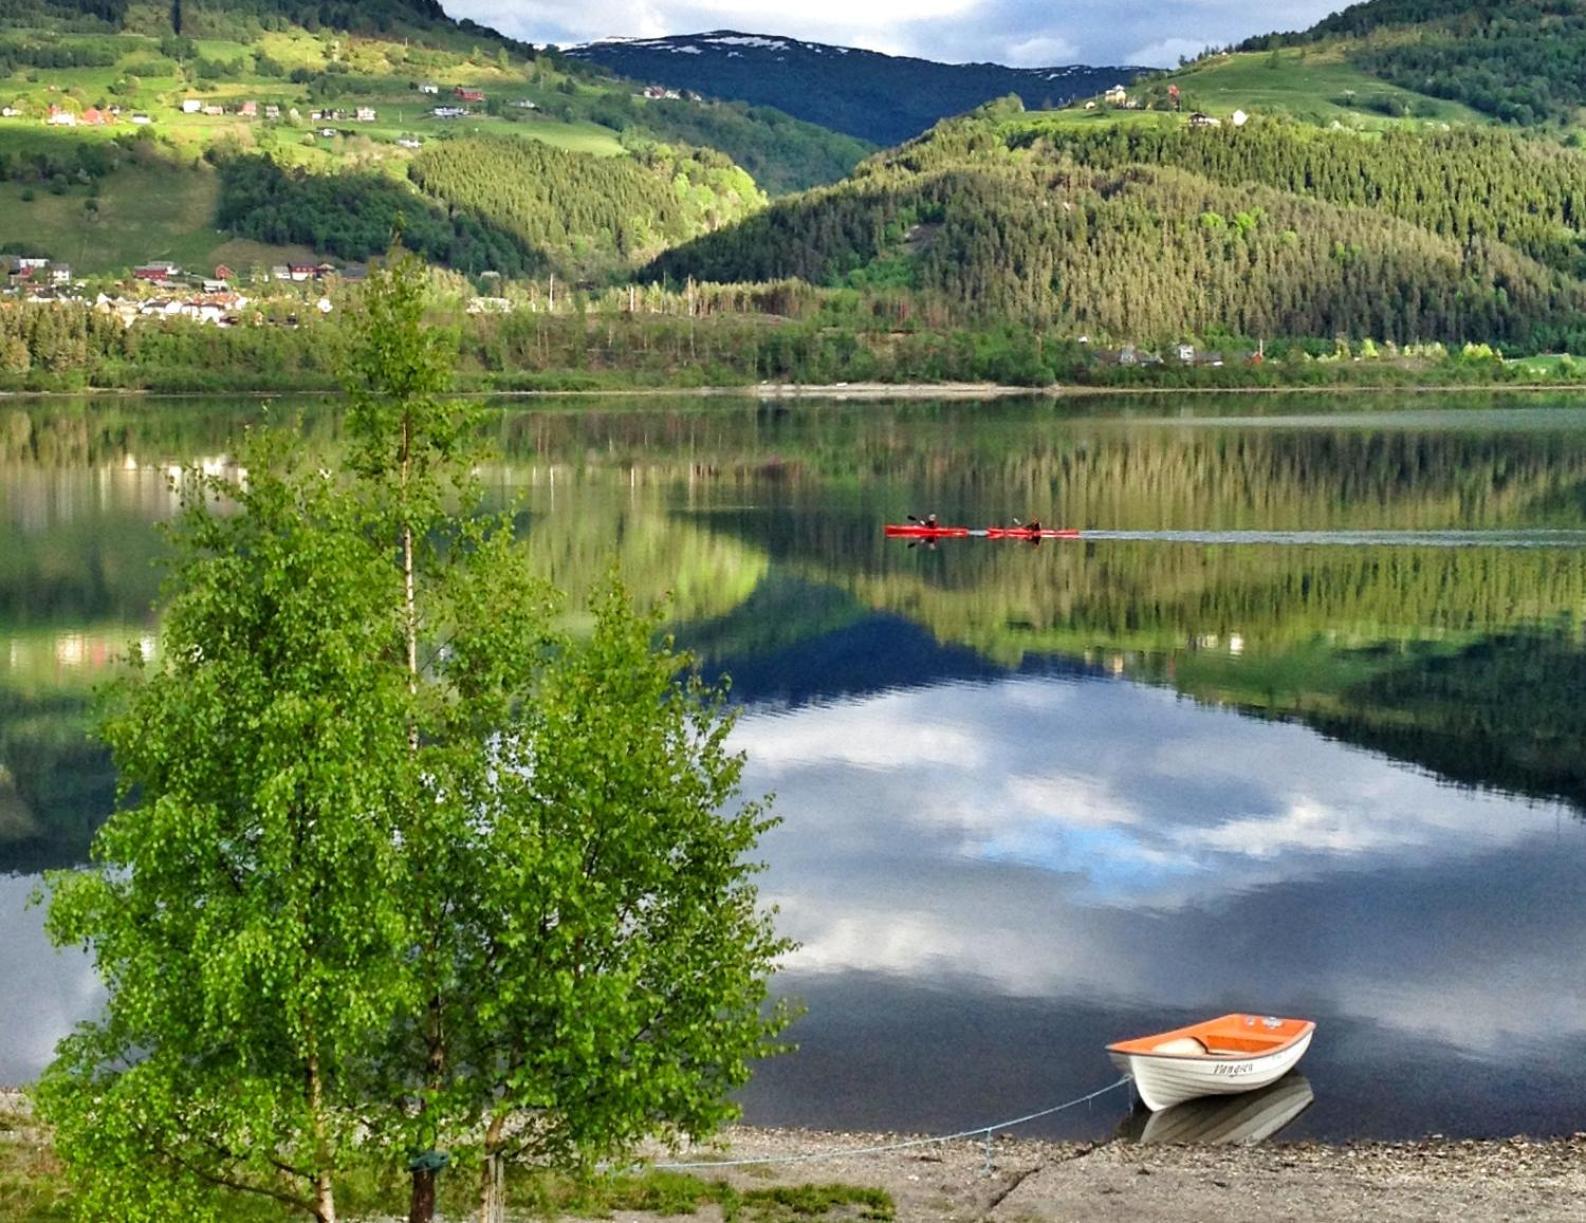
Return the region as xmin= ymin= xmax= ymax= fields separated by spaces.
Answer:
xmin=884 ymin=524 xmax=1081 ymax=540
xmin=1117 ymin=1073 xmax=1314 ymax=1145
xmin=1107 ymin=1013 xmax=1316 ymax=1112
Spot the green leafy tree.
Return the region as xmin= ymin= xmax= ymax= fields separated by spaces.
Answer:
xmin=36 ymin=253 xmax=791 ymax=1223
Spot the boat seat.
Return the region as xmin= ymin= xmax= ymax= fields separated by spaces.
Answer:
xmin=1153 ymin=1036 xmax=1244 ymax=1057
xmin=1153 ymin=1036 xmax=1209 ymax=1055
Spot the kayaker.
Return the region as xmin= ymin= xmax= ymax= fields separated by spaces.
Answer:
xmin=924 ymin=513 xmax=938 ymax=529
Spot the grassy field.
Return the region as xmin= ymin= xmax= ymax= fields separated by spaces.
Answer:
xmin=0 ymin=24 xmax=643 ymax=273
xmin=0 ymin=160 xmax=324 ymax=275
xmin=1156 ymin=47 xmax=1488 ymax=129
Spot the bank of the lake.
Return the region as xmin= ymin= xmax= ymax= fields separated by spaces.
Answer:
xmin=3 ymin=1085 xmax=1583 ymax=1222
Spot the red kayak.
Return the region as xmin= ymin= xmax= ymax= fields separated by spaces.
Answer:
xmin=885 ymin=524 xmax=1080 ymax=540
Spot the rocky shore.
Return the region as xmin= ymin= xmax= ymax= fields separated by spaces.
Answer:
xmin=8 ymin=1087 xmax=1583 ymax=1220
xmin=636 ymin=1125 xmax=1586 ymax=1221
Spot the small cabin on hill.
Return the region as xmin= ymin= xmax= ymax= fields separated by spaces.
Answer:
xmin=454 ymin=87 xmax=485 ymax=104
xmin=1104 ymin=85 xmax=1128 ymax=106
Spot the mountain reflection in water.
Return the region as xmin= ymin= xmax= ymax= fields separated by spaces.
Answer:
xmin=2 ymin=396 xmax=1585 ymax=1139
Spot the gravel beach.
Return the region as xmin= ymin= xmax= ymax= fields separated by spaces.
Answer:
xmin=635 ymin=1125 xmax=1586 ymax=1222
xmin=9 ymin=1089 xmax=1583 ymax=1220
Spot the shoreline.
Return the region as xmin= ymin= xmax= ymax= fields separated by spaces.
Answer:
xmin=649 ymin=1124 xmax=1586 ymax=1220
xmin=5 ymin=1087 xmax=1581 ymax=1220
xmin=6 ymin=380 xmax=1586 ymax=403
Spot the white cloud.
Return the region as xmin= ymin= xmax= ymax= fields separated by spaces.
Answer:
xmin=1002 ymin=35 xmax=1079 ymax=67
xmin=444 ymin=1 xmax=1349 ymax=66
xmin=1127 ymin=36 xmax=1215 ymax=67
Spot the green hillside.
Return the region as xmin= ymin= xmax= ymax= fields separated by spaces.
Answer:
xmin=0 ymin=0 xmax=865 ymax=277
xmin=1241 ymin=0 xmax=1586 ymax=127
xmin=648 ymin=98 xmax=1586 ymax=350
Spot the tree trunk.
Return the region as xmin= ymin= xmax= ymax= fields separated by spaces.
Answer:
xmin=408 ymin=1168 xmax=437 ymax=1223
xmin=315 ymin=1173 xmax=338 ymax=1223
xmin=478 ymin=1114 xmax=507 ymax=1223
xmin=306 ymin=1053 xmax=337 ymax=1223
xmin=478 ymin=1152 xmax=505 ymax=1223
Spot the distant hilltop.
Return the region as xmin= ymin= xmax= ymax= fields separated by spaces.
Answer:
xmin=568 ymin=31 xmax=1146 ymax=145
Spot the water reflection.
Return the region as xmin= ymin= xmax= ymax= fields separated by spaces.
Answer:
xmin=3 ymin=397 xmax=1586 ymax=1140
xmin=1116 ymin=1074 xmax=1315 ymax=1145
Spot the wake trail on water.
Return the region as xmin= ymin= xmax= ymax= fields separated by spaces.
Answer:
xmin=1078 ymin=529 xmax=1586 ymax=548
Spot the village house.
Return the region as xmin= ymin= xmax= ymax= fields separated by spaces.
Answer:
xmin=49 ymin=264 xmax=72 ymax=286
xmin=202 ymin=104 xmax=224 ymax=117
xmin=355 ymin=107 xmax=377 ymax=122
xmin=1 ymin=106 xmax=21 ymax=118
xmin=80 ymin=107 xmax=109 ymax=126
xmin=271 ymin=264 xmax=292 ymax=282
xmin=454 ymin=87 xmax=485 ymax=104
xmin=1177 ymin=343 xmax=1196 ymax=364
xmin=288 ymin=263 xmax=317 ymax=282
xmin=131 ymin=112 xmax=152 ymax=125
xmin=239 ymin=100 xmax=258 ymax=119
xmin=1104 ymin=84 xmax=1128 ymax=106
xmin=264 ymin=104 xmax=280 ymax=120
xmin=134 ymin=261 xmax=182 ymax=282
xmin=46 ymin=107 xmax=76 ymax=126
xmin=417 ymin=82 xmax=439 ymax=95
xmin=181 ymin=99 xmax=202 ymax=114
xmin=1189 ymin=111 xmax=1222 ymax=128
xmin=512 ymin=98 xmax=537 ymax=110
xmin=432 ymin=106 xmax=468 ymax=119
xmin=396 ymin=136 xmax=423 ymax=149
xmin=1232 ymin=109 xmax=1249 ymax=127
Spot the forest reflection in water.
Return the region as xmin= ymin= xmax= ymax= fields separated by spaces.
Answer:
xmin=1 ymin=395 xmax=1584 ymax=1138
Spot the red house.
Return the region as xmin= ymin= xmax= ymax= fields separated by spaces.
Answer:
xmin=454 ymin=87 xmax=485 ymax=104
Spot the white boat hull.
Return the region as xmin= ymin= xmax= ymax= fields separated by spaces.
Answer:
xmin=1110 ymin=1029 xmax=1313 ymax=1112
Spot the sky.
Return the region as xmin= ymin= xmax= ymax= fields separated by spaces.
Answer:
xmin=444 ymin=1 xmax=1348 ymax=68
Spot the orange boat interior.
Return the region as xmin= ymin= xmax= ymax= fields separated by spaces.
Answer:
xmin=1108 ymin=1013 xmax=1314 ymax=1059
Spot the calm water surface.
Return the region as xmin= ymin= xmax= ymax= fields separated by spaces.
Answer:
xmin=3 ymin=394 xmax=1585 ymax=1143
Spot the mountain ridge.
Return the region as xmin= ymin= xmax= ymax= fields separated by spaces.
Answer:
xmin=568 ymin=30 xmax=1145 ymax=145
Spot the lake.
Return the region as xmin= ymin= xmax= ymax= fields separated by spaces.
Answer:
xmin=2 ymin=393 xmax=1585 ymax=1143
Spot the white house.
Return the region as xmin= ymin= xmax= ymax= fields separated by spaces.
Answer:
xmin=1104 ymin=85 xmax=1128 ymax=105
xmin=355 ymin=107 xmax=377 ymax=122
xmin=181 ymin=99 xmax=203 ymax=114
xmin=0 ymin=107 xmax=20 ymax=118
xmin=396 ymin=136 xmax=423 ymax=149
xmin=131 ymin=112 xmax=152 ymax=125
xmin=417 ymin=82 xmax=440 ymax=95
xmin=46 ymin=108 xmax=76 ymax=126
xmin=1177 ymin=343 xmax=1196 ymax=364
xmin=1232 ymin=109 xmax=1249 ymax=127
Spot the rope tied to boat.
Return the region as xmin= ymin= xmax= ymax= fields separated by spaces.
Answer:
xmin=649 ymin=1074 xmax=1133 ymax=1171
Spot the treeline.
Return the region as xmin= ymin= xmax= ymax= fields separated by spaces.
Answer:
xmin=0 ymin=34 xmax=119 ymax=67
xmin=1000 ymin=119 xmax=1586 ymax=277
xmin=650 ymin=151 xmax=1586 ymax=348
xmin=605 ymin=97 xmax=871 ymax=196
xmin=4 ymin=299 xmax=1579 ymax=394
xmin=408 ymin=136 xmax=762 ymax=279
xmin=1241 ymin=0 xmax=1586 ymax=125
xmin=215 ymin=153 xmax=534 ymax=276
